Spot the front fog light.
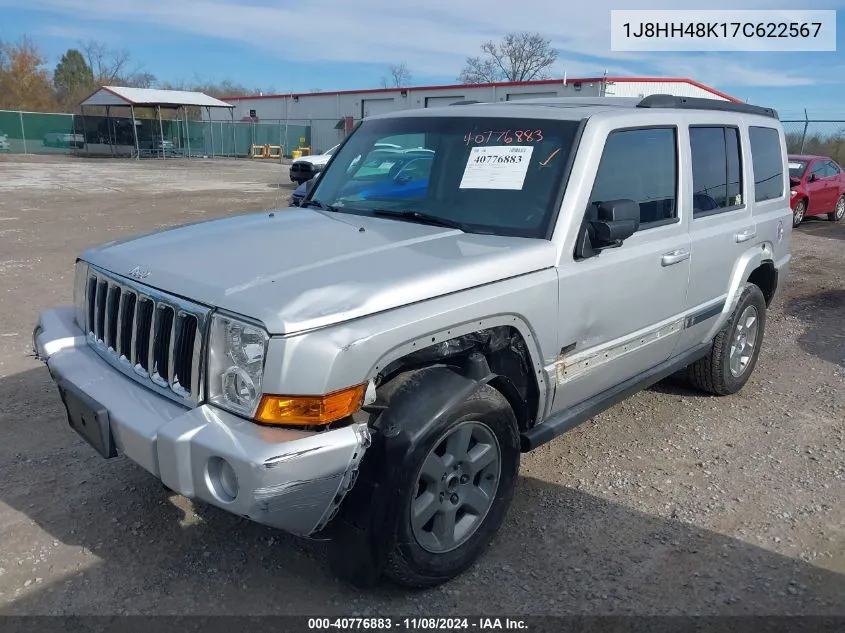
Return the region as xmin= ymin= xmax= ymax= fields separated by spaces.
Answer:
xmin=207 ymin=314 xmax=269 ymax=417
xmin=207 ymin=456 xmax=239 ymax=502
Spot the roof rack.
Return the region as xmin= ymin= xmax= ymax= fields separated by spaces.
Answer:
xmin=637 ymin=94 xmax=778 ymax=119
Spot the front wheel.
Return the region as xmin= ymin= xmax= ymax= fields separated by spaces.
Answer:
xmin=384 ymin=384 xmax=520 ymax=588
xmin=828 ymin=196 xmax=845 ymax=222
xmin=793 ymin=199 xmax=806 ymax=227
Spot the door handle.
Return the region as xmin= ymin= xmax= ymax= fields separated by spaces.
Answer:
xmin=735 ymin=228 xmax=757 ymax=243
xmin=661 ymin=249 xmax=690 ymax=266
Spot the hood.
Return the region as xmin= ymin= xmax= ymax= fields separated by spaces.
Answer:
xmin=294 ymin=154 xmax=331 ymax=166
xmin=82 ymin=209 xmax=557 ymax=335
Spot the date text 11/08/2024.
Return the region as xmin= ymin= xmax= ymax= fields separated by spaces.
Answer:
xmin=307 ymin=617 xmax=529 ymax=630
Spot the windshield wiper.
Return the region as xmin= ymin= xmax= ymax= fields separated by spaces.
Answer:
xmin=301 ymin=199 xmax=339 ymax=212
xmin=370 ymin=209 xmax=468 ymax=232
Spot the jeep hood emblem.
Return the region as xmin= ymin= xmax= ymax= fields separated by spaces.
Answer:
xmin=128 ymin=266 xmax=151 ymax=280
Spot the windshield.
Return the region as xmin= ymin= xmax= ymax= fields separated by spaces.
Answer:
xmin=789 ymin=160 xmax=808 ymax=179
xmin=308 ymin=115 xmax=582 ymax=238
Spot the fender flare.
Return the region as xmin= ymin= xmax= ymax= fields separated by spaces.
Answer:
xmin=327 ymin=357 xmax=498 ymax=587
xmin=703 ymin=242 xmax=773 ymax=342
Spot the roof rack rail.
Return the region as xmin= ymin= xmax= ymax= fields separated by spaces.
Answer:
xmin=636 ymin=94 xmax=778 ymax=119
xmin=449 ymin=100 xmax=482 ymax=106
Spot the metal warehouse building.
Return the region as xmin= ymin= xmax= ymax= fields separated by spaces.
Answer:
xmin=208 ymin=76 xmax=738 ymax=155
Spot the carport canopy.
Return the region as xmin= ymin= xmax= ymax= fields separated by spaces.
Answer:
xmin=79 ymin=86 xmax=235 ymax=158
xmin=80 ymin=86 xmax=234 ymax=110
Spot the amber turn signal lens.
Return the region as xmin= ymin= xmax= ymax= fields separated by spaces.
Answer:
xmin=254 ymin=384 xmax=367 ymax=426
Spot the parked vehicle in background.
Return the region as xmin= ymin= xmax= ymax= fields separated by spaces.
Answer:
xmin=289 ymin=179 xmax=309 ymax=206
xmin=0 ymin=132 xmax=10 ymax=152
xmin=788 ymin=154 xmax=845 ymax=226
xmin=289 ymin=141 xmax=403 ymax=184
xmin=289 ymin=143 xmax=341 ymax=184
xmin=43 ymin=132 xmax=85 ymax=149
xmin=34 ymin=95 xmax=791 ymax=589
xmin=289 ymin=147 xmax=435 ymax=206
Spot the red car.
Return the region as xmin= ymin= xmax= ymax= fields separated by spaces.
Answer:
xmin=788 ymin=154 xmax=845 ymax=226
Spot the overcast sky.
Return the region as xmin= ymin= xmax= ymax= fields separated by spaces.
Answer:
xmin=1 ymin=0 xmax=843 ymax=118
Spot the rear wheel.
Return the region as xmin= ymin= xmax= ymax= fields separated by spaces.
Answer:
xmin=828 ymin=196 xmax=845 ymax=222
xmin=793 ymin=199 xmax=806 ymax=227
xmin=687 ymin=283 xmax=767 ymax=396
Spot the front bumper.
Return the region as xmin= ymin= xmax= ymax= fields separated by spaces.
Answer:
xmin=33 ymin=306 xmax=371 ymax=536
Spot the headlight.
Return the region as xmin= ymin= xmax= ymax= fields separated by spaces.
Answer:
xmin=791 ymin=190 xmax=797 ymax=197
xmin=207 ymin=313 xmax=270 ymax=417
xmin=73 ymin=260 xmax=89 ymax=331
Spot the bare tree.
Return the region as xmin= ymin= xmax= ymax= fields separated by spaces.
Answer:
xmin=380 ymin=62 xmax=411 ymax=88
xmin=459 ymin=32 xmax=557 ymax=84
xmin=82 ymin=40 xmax=130 ymax=83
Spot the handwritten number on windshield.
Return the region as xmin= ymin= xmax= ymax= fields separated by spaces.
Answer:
xmin=463 ymin=129 xmax=544 ymax=146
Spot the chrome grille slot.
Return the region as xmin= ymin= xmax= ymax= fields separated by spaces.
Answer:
xmin=94 ymin=280 xmax=108 ymax=342
xmin=118 ymin=291 xmax=136 ymax=359
xmin=81 ymin=266 xmax=209 ymax=406
xmin=105 ymin=286 xmax=120 ymax=350
xmin=172 ymin=313 xmax=198 ymax=394
xmin=152 ymin=305 xmax=175 ymax=386
xmin=85 ymin=277 xmax=97 ymax=334
xmin=134 ymin=298 xmax=154 ymax=374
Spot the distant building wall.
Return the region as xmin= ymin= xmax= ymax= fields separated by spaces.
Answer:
xmin=208 ymin=77 xmax=736 ymax=154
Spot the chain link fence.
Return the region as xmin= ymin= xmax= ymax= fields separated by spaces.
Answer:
xmin=3 ymin=109 xmax=843 ymax=164
xmin=0 ymin=109 xmax=323 ymax=159
xmin=780 ymin=119 xmax=845 ymax=164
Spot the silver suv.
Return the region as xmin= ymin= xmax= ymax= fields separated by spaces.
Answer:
xmin=33 ymin=95 xmax=791 ymax=588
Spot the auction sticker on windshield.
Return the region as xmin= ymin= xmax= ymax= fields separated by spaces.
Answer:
xmin=459 ymin=145 xmax=534 ymax=190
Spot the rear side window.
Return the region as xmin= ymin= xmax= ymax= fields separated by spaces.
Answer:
xmin=588 ymin=127 xmax=678 ymax=228
xmin=689 ymin=126 xmax=743 ymax=217
xmin=748 ymin=126 xmax=784 ymax=202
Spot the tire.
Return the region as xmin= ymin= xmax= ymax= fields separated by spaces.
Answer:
xmin=827 ymin=195 xmax=845 ymax=222
xmin=382 ymin=384 xmax=520 ymax=588
xmin=687 ymin=283 xmax=767 ymax=396
xmin=793 ymin=199 xmax=806 ymax=227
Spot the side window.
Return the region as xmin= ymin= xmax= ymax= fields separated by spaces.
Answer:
xmin=825 ymin=161 xmax=840 ymax=177
xmin=689 ymin=126 xmax=743 ymax=217
xmin=810 ymin=161 xmax=826 ymax=179
xmin=588 ymin=127 xmax=677 ymax=228
xmin=748 ymin=126 xmax=785 ymax=202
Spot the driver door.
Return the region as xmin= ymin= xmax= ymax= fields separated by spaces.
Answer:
xmin=551 ymin=126 xmax=691 ymax=413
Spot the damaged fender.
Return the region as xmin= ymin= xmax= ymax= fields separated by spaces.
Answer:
xmin=327 ymin=357 xmax=497 ymax=587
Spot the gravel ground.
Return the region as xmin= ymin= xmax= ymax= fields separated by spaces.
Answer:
xmin=0 ymin=155 xmax=843 ymax=616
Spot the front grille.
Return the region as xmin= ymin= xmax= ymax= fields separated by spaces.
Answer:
xmin=290 ymin=163 xmax=315 ymax=178
xmin=83 ymin=267 xmax=209 ymax=405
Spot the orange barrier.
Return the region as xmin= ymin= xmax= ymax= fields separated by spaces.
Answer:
xmin=251 ymin=144 xmax=284 ymax=159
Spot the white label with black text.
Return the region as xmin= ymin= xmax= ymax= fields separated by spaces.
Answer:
xmin=459 ymin=145 xmax=534 ymax=190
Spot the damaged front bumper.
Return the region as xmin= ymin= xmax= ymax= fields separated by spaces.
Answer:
xmin=32 ymin=306 xmax=371 ymax=537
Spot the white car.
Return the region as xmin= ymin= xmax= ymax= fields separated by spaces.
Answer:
xmin=289 ymin=142 xmax=402 ymax=183
xmin=43 ymin=132 xmax=84 ymax=148
xmin=0 ymin=133 xmax=10 ymax=151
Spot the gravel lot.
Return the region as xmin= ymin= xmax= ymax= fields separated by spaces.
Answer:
xmin=0 ymin=155 xmax=843 ymax=616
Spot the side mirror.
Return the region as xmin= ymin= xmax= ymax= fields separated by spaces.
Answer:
xmin=575 ymin=199 xmax=640 ymax=260
xmin=590 ymin=199 xmax=640 ymax=242
xmin=809 ymin=173 xmax=819 ymax=182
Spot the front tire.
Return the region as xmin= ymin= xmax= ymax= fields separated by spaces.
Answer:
xmin=687 ymin=283 xmax=767 ymax=396
xmin=384 ymin=384 xmax=520 ymax=588
xmin=793 ymin=199 xmax=806 ymax=227
xmin=828 ymin=196 xmax=845 ymax=222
